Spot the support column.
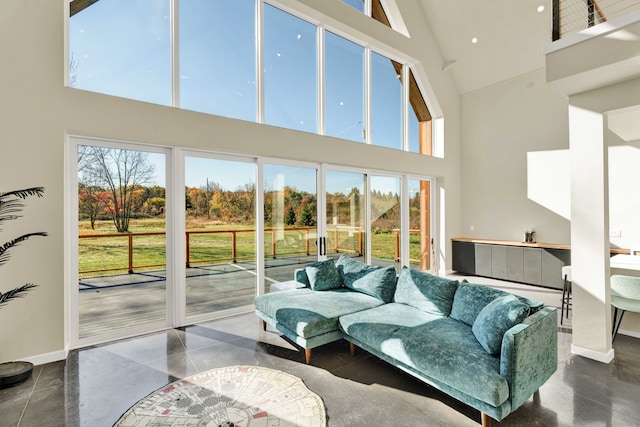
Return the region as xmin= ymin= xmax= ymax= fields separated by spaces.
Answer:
xmin=568 ymin=104 xmax=613 ymax=362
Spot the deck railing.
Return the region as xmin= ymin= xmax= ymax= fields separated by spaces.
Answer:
xmin=79 ymin=227 xmax=427 ymax=276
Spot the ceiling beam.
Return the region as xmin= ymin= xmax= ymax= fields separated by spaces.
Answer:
xmin=70 ymin=0 xmax=101 ymax=17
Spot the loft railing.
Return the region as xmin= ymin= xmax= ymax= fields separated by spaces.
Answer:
xmin=553 ymin=0 xmax=640 ymax=41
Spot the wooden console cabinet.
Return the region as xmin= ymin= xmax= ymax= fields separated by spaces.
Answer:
xmin=452 ymin=238 xmax=571 ymax=289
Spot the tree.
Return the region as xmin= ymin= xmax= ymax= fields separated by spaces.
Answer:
xmin=78 ymin=184 xmax=109 ymax=229
xmin=79 ymin=146 xmax=155 ymax=232
xmin=285 ymin=205 xmax=296 ymax=226
xmin=298 ymin=203 xmax=316 ymax=227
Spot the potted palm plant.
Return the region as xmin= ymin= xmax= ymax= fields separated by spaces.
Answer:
xmin=0 ymin=187 xmax=47 ymax=388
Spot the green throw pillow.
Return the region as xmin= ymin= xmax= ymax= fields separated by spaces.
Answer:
xmin=335 ymin=254 xmax=397 ymax=302
xmin=305 ymin=259 xmax=342 ymax=291
xmin=472 ymin=294 xmax=530 ymax=355
xmin=394 ymin=267 xmax=459 ymax=316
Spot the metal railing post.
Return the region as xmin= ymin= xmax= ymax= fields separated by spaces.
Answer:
xmin=271 ymin=229 xmax=276 ymax=259
xmin=232 ymin=231 xmax=237 ymax=263
xmin=185 ymin=231 xmax=191 ymax=268
xmin=128 ymin=234 xmax=134 ymax=274
xmin=394 ymin=229 xmax=400 ymax=262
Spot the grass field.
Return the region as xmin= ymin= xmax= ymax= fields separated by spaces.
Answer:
xmin=78 ymin=219 xmax=427 ymax=276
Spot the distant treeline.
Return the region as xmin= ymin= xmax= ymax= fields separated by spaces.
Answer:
xmin=79 ymin=183 xmax=421 ymax=231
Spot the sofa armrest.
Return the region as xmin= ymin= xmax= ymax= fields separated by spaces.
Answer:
xmin=500 ymin=306 xmax=557 ymax=411
xmin=294 ymin=268 xmax=310 ymax=287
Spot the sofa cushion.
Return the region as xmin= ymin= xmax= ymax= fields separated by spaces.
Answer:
xmin=305 ymin=258 xmax=342 ymax=291
xmin=394 ymin=267 xmax=458 ymax=316
xmin=472 ymin=294 xmax=530 ymax=354
xmin=339 ymin=302 xmax=443 ymax=345
xmin=335 ymin=255 xmax=397 ymax=303
xmin=450 ymin=281 xmax=543 ymax=326
xmin=254 ymin=288 xmax=383 ymax=339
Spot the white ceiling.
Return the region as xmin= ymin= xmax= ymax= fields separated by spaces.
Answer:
xmin=418 ymin=0 xmax=553 ymax=94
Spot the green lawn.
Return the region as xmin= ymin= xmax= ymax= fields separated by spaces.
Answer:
xmin=78 ymin=219 xmax=426 ymax=276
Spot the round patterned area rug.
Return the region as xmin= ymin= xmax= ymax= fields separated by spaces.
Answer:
xmin=114 ymin=365 xmax=327 ymax=427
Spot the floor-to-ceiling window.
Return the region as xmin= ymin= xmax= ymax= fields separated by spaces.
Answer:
xmin=184 ymin=155 xmax=257 ymax=318
xmin=325 ymin=170 xmax=367 ymax=262
xmin=74 ymin=140 xmax=170 ymax=341
xmin=408 ymin=178 xmax=432 ymax=270
xmin=370 ymin=175 xmax=401 ymax=267
xmin=69 ymin=138 xmax=434 ymax=346
xmin=263 ymin=163 xmax=319 ymax=289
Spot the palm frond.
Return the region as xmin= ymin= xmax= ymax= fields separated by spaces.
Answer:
xmin=0 ymin=232 xmax=48 ymax=267
xmin=0 ymin=187 xmax=45 ymax=202
xmin=0 ymin=199 xmax=25 ymax=227
xmin=0 ymin=283 xmax=38 ymax=308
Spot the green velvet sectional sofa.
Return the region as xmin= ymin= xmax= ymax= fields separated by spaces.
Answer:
xmin=254 ymin=255 xmax=558 ymax=426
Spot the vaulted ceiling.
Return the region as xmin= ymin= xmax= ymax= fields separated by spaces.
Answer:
xmin=418 ymin=0 xmax=553 ymax=94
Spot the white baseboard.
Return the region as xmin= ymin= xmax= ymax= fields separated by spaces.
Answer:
xmin=618 ymin=328 xmax=640 ymax=339
xmin=571 ymin=344 xmax=615 ymax=363
xmin=23 ymin=350 xmax=68 ymax=366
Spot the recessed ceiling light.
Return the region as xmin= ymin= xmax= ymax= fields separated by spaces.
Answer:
xmin=537 ymin=5 xmax=545 ymax=13
xmin=471 ymin=37 xmax=478 ymax=44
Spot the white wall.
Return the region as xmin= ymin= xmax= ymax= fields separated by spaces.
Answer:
xmin=0 ymin=0 xmax=461 ymax=363
xmin=460 ymin=69 xmax=571 ymax=244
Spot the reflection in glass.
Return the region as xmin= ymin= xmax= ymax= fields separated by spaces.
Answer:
xmin=370 ymin=176 xmax=401 ymax=267
xmin=264 ymin=4 xmax=317 ymax=133
xmin=69 ymin=0 xmax=171 ymax=105
xmin=184 ymin=157 xmax=256 ymax=317
xmin=77 ymin=145 xmax=167 ymax=338
xmin=264 ymin=165 xmax=318 ymax=291
xmin=371 ymin=52 xmax=402 ymax=150
xmin=409 ymin=179 xmax=431 ymax=271
xmin=325 ymin=171 xmax=366 ymax=262
xmin=325 ymin=32 xmax=365 ymax=143
xmin=180 ymin=0 xmax=256 ymax=121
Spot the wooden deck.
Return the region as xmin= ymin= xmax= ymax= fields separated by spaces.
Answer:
xmin=78 ymin=256 xmax=318 ymax=339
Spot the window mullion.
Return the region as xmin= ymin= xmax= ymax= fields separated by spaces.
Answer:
xmin=318 ymin=27 xmax=325 ymax=136
xmin=364 ymin=48 xmax=371 ymax=144
xmin=402 ymin=64 xmax=410 ymax=152
xmin=256 ymin=0 xmax=265 ymax=124
xmin=171 ymin=0 xmax=180 ymax=108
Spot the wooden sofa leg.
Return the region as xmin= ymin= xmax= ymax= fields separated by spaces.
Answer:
xmin=481 ymin=412 xmax=492 ymax=427
xmin=349 ymin=342 xmax=356 ymax=356
xmin=262 ymin=320 xmax=267 ymax=331
xmin=305 ymin=349 xmax=312 ymax=364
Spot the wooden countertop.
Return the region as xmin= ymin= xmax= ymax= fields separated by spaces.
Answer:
xmin=452 ymin=237 xmax=630 ymax=254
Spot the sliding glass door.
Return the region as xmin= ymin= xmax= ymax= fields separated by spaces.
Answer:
xmin=69 ymin=139 xmax=435 ymax=346
xmin=370 ymin=175 xmax=401 ymax=268
xmin=75 ymin=141 xmax=169 ymax=340
xmin=325 ymin=170 xmax=366 ymax=262
xmin=263 ymin=163 xmax=319 ymax=290
xmin=184 ymin=155 xmax=257 ymax=318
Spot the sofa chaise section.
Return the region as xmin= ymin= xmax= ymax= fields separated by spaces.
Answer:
xmin=255 ymin=287 xmax=384 ymax=363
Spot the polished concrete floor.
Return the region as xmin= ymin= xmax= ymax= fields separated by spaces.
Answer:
xmin=3 ymin=277 xmax=640 ymax=426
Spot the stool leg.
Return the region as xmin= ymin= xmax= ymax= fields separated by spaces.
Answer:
xmin=612 ymin=308 xmax=625 ymax=343
xmin=561 ymin=275 xmax=568 ymax=325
